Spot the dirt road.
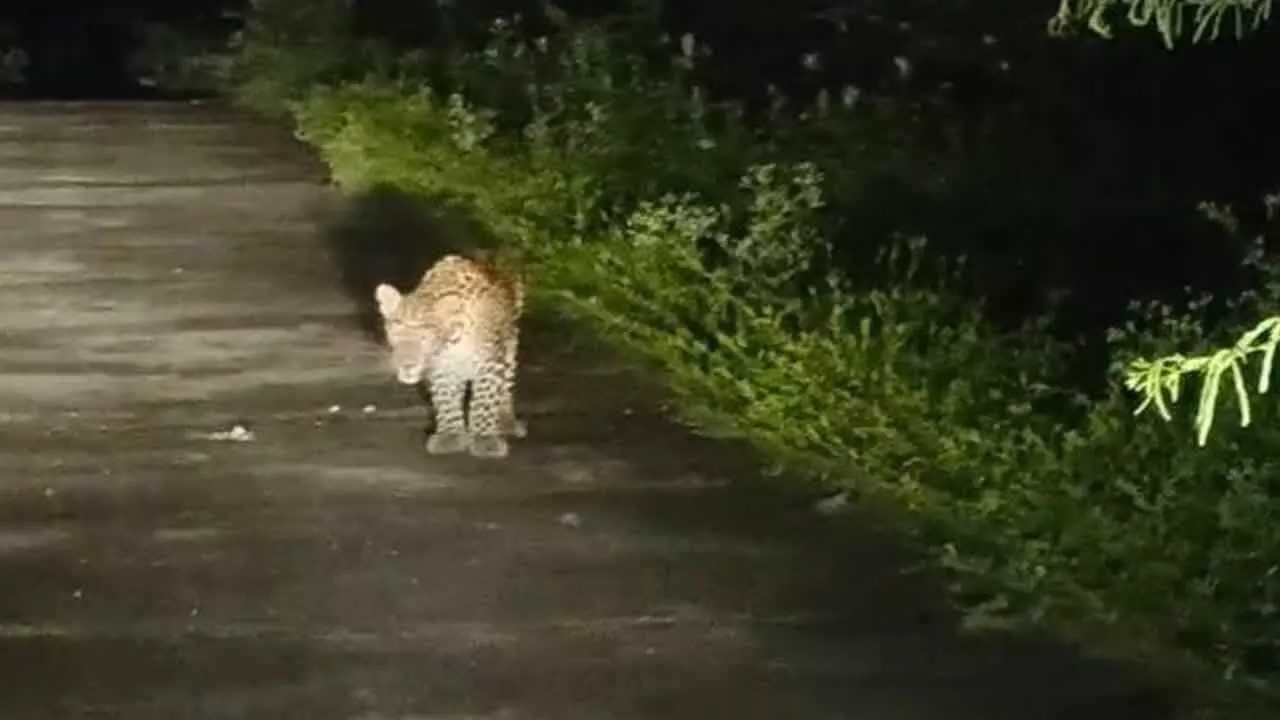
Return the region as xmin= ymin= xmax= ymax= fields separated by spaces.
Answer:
xmin=0 ymin=102 xmax=1173 ymax=719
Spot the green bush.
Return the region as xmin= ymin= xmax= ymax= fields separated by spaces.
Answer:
xmin=225 ymin=8 xmax=1280 ymax=716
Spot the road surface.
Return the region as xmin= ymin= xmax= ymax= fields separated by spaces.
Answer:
xmin=0 ymin=101 xmax=1174 ymax=719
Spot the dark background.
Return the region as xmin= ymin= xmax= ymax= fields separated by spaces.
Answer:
xmin=6 ymin=0 xmax=1277 ymax=366
xmin=0 ymin=1 xmax=241 ymax=96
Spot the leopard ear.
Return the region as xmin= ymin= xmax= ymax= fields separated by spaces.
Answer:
xmin=374 ymin=283 xmax=403 ymax=317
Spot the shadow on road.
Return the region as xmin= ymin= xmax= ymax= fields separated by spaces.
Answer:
xmin=318 ymin=184 xmax=504 ymax=343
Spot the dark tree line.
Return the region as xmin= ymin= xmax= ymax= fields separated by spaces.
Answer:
xmin=0 ymin=0 xmax=245 ymax=96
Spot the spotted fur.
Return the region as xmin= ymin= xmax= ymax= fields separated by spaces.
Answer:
xmin=374 ymin=253 xmax=526 ymax=459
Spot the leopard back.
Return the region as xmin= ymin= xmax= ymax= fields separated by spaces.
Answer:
xmin=374 ymin=253 xmax=523 ymax=386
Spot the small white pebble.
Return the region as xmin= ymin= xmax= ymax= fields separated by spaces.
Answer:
xmin=558 ymin=512 xmax=582 ymax=528
xmin=226 ymin=425 xmax=254 ymax=442
xmin=362 ymin=404 xmax=377 ymax=414
xmin=328 ymin=405 xmax=342 ymax=414
xmin=72 ymin=589 xmax=83 ymax=600
xmin=203 ymin=424 xmax=255 ymax=442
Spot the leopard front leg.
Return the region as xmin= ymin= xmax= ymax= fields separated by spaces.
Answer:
xmin=495 ymin=328 xmax=526 ymax=439
xmin=424 ymin=369 xmax=469 ymax=455
xmin=466 ymin=358 xmax=513 ymax=459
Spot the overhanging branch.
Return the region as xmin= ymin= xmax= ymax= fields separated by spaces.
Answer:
xmin=1048 ymin=0 xmax=1272 ymax=47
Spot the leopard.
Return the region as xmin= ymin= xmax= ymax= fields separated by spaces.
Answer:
xmin=373 ymin=251 xmax=527 ymax=459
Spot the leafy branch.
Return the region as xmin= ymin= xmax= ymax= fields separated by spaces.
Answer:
xmin=1125 ymin=316 xmax=1280 ymax=445
xmin=1049 ymin=0 xmax=1273 ymax=47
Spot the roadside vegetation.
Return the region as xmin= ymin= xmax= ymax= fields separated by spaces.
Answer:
xmin=204 ymin=1 xmax=1280 ymax=715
